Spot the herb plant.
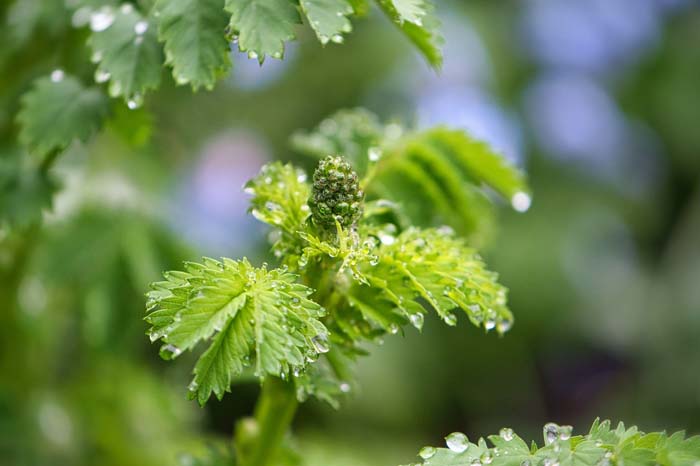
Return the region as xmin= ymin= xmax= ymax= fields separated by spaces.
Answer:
xmin=146 ymin=110 xmax=529 ymax=465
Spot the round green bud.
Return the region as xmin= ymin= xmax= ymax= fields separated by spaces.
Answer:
xmin=309 ymin=155 xmax=364 ymax=231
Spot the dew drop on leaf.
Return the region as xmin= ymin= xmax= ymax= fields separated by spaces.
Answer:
xmin=50 ymin=69 xmax=64 ymax=83
xmin=418 ymin=446 xmax=436 ymax=459
xmin=500 ymin=427 xmax=514 ymax=441
xmin=90 ymin=8 xmax=114 ymax=32
xmin=94 ymin=69 xmax=110 ymax=83
xmin=409 ymin=313 xmax=424 ymax=330
xmin=134 ymin=20 xmax=148 ymax=35
xmin=544 ymin=423 xmax=559 ymax=445
xmin=511 ymin=191 xmax=531 ymax=213
xmin=445 ymin=432 xmax=469 ymax=453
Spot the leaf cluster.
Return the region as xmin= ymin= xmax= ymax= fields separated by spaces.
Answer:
xmin=146 ymin=110 xmax=528 ymax=406
xmin=405 ymin=420 xmax=700 ymax=466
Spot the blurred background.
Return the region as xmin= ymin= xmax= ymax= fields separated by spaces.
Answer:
xmin=2 ymin=0 xmax=700 ymax=465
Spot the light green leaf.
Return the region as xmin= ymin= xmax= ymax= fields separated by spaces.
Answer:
xmin=299 ymin=0 xmax=354 ymax=44
xmin=89 ymin=5 xmax=163 ymax=104
xmin=244 ymin=162 xmax=312 ymax=258
xmin=347 ymin=227 xmax=513 ymax=333
xmin=17 ymin=73 xmax=108 ymax=159
xmin=146 ymin=258 xmax=327 ymax=405
xmin=225 ymin=0 xmax=300 ymax=62
xmin=375 ymin=0 xmax=443 ymax=67
xmin=408 ymin=421 xmax=700 ymax=466
xmin=155 ymin=0 xmax=231 ymax=90
xmin=291 ymin=109 xmax=530 ymax=242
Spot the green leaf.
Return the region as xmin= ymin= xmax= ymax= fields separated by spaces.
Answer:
xmin=225 ymin=0 xmax=300 ymax=62
xmin=244 ymin=162 xmax=312 ymax=258
xmin=17 ymin=73 xmax=108 ymax=159
xmin=347 ymin=227 xmax=513 ymax=333
xmin=407 ymin=421 xmax=700 ymax=466
xmin=155 ymin=0 xmax=232 ymax=90
xmin=299 ymin=0 xmax=354 ymax=45
xmin=89 ymin=5 xmax=163 ymax=104
xmin=291 ymin=108 xmax=385 ymax=175
xmin=291 ymin=109 xmax=530 ymax=242
xmin=146 ymin=258 xmax=327 ymax=405
xmin=375 ymin=0 xmax=443 ymax=68
xmin=0 ymin=148 xmax=59 ymax=229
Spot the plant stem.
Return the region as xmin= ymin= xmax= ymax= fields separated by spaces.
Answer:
xmin=240 ymin=377 xmax=298 ymax=466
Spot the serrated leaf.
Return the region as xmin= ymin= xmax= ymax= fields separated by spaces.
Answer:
xmin=146 ymin=258 xmax=327 ymax=405
xmin=0 ymin=149 xmax=59 ymax=229
xmin=89 ymin=5 xmax=163 ymax=103
xmin=155 ymin=0 xmax=231 ymax=90
xmin=291 ymin=109 xmax=530 ymax=242
xmin=409 ymin=421 xmax=700 ymax=466
xmin=347 ymin=227 xmax=513 ymax=333
xmin=225 ymin=0 xmax=300 ymax=62
xmin=299 ymin=0 xmax=354 ymax=44
xmin=375 ymin=0 xmax=443 ymax=68
xmin=17 ymin=73 xmax=108 ymax=159
xmin=244 ymin=162 xmax=311 ymax=258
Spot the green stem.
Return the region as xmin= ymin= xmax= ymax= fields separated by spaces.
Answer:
xmin=238 ymin=377 xmax=298 ymax=466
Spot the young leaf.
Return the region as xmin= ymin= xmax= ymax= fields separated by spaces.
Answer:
xmin=406 ymin=421 xmax=700 ymax=466
xmin=375 ymin=0 xmax=443 ymax=68
xmin=347 ymin=227 xmax=513 ymax=333
xmin=18 ymin=72 xmax=108 ymax=159
xmin=225 ymin=0 xmax=301 ymax=62
xmin=244 ymin=162 xmax=311 ymax=257
xmin=155 ymin=0 xmax=232 ymax=90
xmin=299 ymin=0 xmax=354 ymax=45
xmin=291 ymin=109 xmax=530 ymax=240
xmin=146 ymin=258 xmax=327 ymax=405
xmin=89 ymin=5 xmax=163 ymax=105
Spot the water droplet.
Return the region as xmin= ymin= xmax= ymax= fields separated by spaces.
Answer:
xmin=265 ymin=201 xmax=281 ymax=211
xmin=331 ymin=34 xmax=343 ymax=43
xmin=500 ymin=428 xmax=514 ymax=441
xmin=339 ymin=382 xmax=351 ymax=393
xmin=318 ymin=34 xmax=330 ymax=45
xmin=94 ymin=69 xmax=110 ymax=83
xmin=368 ymin=147 xmax=382 ymax=162
xmin=90 ymin=50 xmax=103 ymax=63
xmin=134 ymin=20 xmax=148 ymax=35
xmin=543 ymin=423 xmax=559 ymax=445
xmin=388 ymin=323 xmax=399 ymax=334
xmin=247 ymin=50 xmax=258 ymax=60
xmin=127 ymin=94 xmax=143 ymax=109
xmin=90 ymin=8 xmax=115 ymax=32
xmin=312 ymin=334 xmax=330 ymax=353
xmin=445 ymin=432 xmax=469 ymax=453
xmin=481 ymin=451 xmax=493 ymax=464
xmin=418 ymin=446 xmax=436 ymax=459
xmin=120 ymin=3 xmax=134 ymax=14
xmin=378 ymin=232 xmax=395 ymax=245
xmin=50 ymin=69 xmax=64 ymax=83
xmin=558 ymin=425 xmax=572 ymax=441
xmin=444 ymin=313 xmax=457 ymax=326
xmin=471 ymin=459 xmax=482 ymax=466
xmin=496 ymin=316 xmax=513 ymax=334
xmin=543 ymin=458 xmax=559 ymax=466
xmin=71 ymin=7 xmax=92 ymax=27
xmin=160 ymin=343 xmax=182 ymax=359
xmin=188 ymin=380 xmax=199 ymax=392
xmin=409 ymin=313 xmax=424 ymax=330
xmin=484 ymin=309 xmax=497 ymax=331
xmin=511 ymin=191 xmax=531 ymax=213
